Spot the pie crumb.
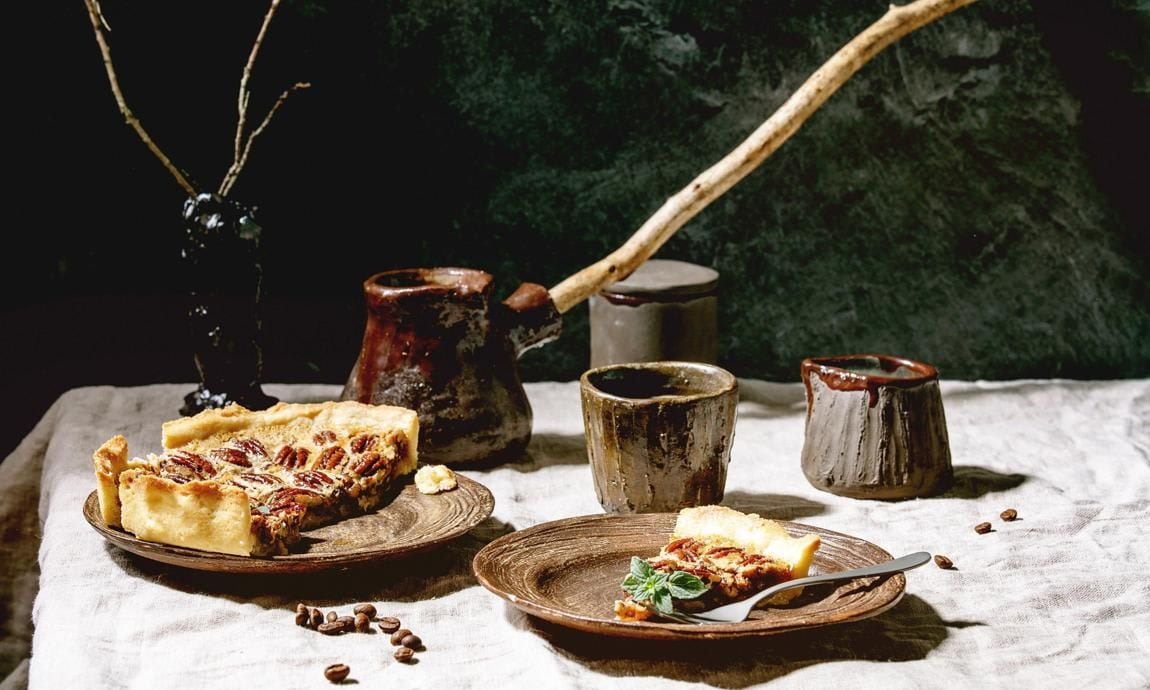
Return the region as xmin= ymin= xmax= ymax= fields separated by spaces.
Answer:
xmin=415 ymin=464 xmax=457 ymax=494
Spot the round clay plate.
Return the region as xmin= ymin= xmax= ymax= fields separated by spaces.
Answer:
xmin=472 ymin=513 xmax=906 ymax=640
xmin=84 ymin=474 xmax=494 ymax=574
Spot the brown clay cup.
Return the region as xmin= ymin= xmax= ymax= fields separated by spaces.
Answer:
xmin=580 ymin=361 xmax=738 ymax=513
xmin=800 ymin=354 xmax=953 ymax=500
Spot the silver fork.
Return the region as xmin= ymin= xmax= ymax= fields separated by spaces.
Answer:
xmin=649 ymin=551 xmax=932 ymax=624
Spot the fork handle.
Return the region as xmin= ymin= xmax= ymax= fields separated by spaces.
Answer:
xmin=761 ymin=551 xmax=933 ymax=602
xmin=651 ymin=551 xmax=933 ymax=624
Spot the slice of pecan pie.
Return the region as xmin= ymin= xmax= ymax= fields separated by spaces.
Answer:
xmin=614 ymin=505 xmax=821 ymax=621
xmin=92 ymin=401 xmax=418 ymax=556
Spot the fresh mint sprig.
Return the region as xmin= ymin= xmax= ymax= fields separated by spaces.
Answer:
xmin=621 ymin=556 xmax=708 ymax=614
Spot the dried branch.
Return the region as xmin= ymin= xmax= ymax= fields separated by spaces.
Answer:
xmin=218 ymin=0 xmax=310 ymax=197
xmin=219 ymin=82 xmax=312 ymax=197
xmin=93 ymin=0 xmax=110 ymax=31
xmin=232 ymin=0 xmax=282 ymax=169
xmin=82 ymin=0 xmax=197 ymax=196
xmin=548 ymin=0 xmax=978 ymax=313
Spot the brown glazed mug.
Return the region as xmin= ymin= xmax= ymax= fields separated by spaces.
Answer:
xmin=580 ymin=361 xmax=738 ymax=513
xmin=800 ymin=354 xmax=953 ymax=499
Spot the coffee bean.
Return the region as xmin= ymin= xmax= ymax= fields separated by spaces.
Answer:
xmin=390 ymin=628 xmax=412 ymax=645
xmin=974 ymin=521 xmax=993 ymax=534
xmin=326 ymin=611 xmax=338 ymax=623
xmin=377 ymin=617 xmax=401 ymax=634
xmin=296 ymin=602 xmax=308 ymax=615
xmin=400 ymin=633 xmax=422 ymax=649
xmin=324 ymin=663 xmax=350 ymax=683
xmin=933 ymin=554 xmax=954 ymax=569
xmin=309 ymin=608 xmax=324 ymax=629
xmin=318 ymin=621 xmax=350 ymax=636
xmin=336 ymin=616 xmax=355 ymax=629
xmin=394 ymin=647 xmax=415 ymax=663
xmin=355 ymin=612 xmax=371 ymax=633
xmin=353 ymin=603 xmax=377 ymax=619
xmin=294 ymin=611 xmax=310 ymax=627
xmin=1000 ymin=508 xmax=1018 ymax=521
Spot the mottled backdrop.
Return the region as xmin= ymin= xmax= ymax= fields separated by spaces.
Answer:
xmin=5 ymin=0 xmax=1147 ymax=455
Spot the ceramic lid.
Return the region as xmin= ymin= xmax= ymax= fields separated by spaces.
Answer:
xmin=599 ymin=259 xmax=719 ymax=300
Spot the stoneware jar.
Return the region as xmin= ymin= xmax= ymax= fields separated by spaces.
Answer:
xmin=580 ymin=361 xmax=738 ymax=513
xmin=589 ymin=259 xmax=719 ymax=367
xmin=800 ymin=354 xmax=952 ymax=500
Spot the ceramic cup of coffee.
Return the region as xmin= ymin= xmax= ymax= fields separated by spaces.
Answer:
xmin=800 ymin=354 xmax=952 ymax=499
xmin=580 ymin=361 xmax=738 ymax=513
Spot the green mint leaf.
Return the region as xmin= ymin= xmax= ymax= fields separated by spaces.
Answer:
xmin=650 ymin=588 xmax=674 ymax=614
xmin=621 ymin=573 xmax=643 ymax=599
xmin=622 ymin=556 xmax=707 ymax=617
xmin=666 ymin=570 xmax=709 ymax=599
xmin=630 ymin=556 xmax=655 ymax=580
xmin=634 ymin=579 xmax=662 ymax=602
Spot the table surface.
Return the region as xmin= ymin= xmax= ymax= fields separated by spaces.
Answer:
xmin=2 ymin=379 xmax=1149 ymax=689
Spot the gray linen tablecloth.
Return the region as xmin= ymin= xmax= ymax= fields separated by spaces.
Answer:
xmin=2 ymin=379 xmax=1149 ymax=689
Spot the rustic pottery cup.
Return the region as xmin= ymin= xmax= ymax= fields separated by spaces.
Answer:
xmin=580 ymin=361 xmax=738 ymax=513
xmin=800 ymin=354 xmax=952 ymax=500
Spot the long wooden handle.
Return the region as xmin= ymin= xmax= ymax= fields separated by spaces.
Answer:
xmin=548 ymin=0 xmax=977 ymax=313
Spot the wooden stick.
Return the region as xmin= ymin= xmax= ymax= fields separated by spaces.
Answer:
xmin=219 ymin=82 xmax=311 ymax=197
xmin=82 ymin=0 xmax=197 ymax=196
xmin=547 ymin=0 xmax=977 ymax=314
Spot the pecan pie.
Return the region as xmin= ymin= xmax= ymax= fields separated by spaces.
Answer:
xmin=92 ymin=401 xmax=418 ymax=556
xmin=614 ymin=505 xmax=821 ymax=621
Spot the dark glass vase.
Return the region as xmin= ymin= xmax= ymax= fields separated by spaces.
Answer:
xmin=179 ymin=193 xmax=277 ymax=416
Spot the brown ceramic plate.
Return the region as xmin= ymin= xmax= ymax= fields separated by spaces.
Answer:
xmin=83 ymin=474 xmax=494 ymax=574
xmin=472 ymin=513 xmax=905 ymax=640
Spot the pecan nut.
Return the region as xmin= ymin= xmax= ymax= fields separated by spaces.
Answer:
xmin=704 ymin=546 xmax=741 ymax=558
xmin=233 ymin=472 xmax=284 ymax=489
xmin=274 ymin=446 xmax=310 ymax=469
xmin=269 ymin=487 xmax=323 ymax=509
xmin=168 ymin=451 xmax=216 ymax=477
xmin=350 ymin=434 xmax=377 ymax=454
xmin=352 ymin=451 xmax=391 ymax=477
xmin=210 ymin=447 xmax=252 ymax=467
xmin=317 ymin=446 xmax=347 ymax=470
xmin=293 ymin=470 xmax=334 ymax=490
xmin=233 ymin=438 xmax=268 ymax=458
xmin=275 ymin=445 xmax=295 ymax=466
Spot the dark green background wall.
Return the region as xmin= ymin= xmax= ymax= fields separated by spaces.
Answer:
xmin=5 ymin=0 xmax=1148 ymax=455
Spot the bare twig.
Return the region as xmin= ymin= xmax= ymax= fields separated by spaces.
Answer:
xmin=232 ymin=0 xmax=282 ymax=169
xmin=219 ymin=82 xmax=311 ymax=197
xmin=82 ymin=0 xmax=197 ymax=196
xmin=93 ymin=0 xmax=111 ymax=31
xmin=548 ymin=0 xmax=977 ymax=313
xmin=218 ymin=0 xmax=310 ymax=197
